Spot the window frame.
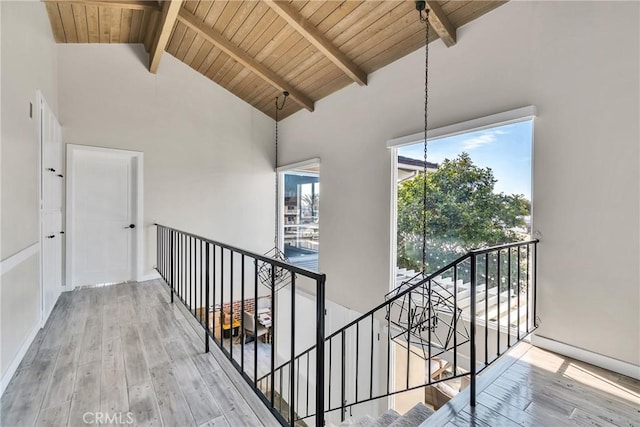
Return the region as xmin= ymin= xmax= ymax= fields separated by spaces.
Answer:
xmin=387 ymin=106 xmax=536 ymax=291
xmin=277 ymin=158 xmax=321 ymax=270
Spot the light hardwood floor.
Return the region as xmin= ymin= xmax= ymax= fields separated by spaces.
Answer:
xmin=426 ymin=343 xmax=640 ymax=427
xmin=0 ymin=280 xmax=278 ymax=427
xmin=4 ymin=280 xmax=639 ymax=427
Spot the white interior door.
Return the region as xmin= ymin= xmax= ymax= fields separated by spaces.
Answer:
xmin=68 ymin=147 xmax=141 ymax=287
xmin=40 ymin=94 xmax=63 ymax=323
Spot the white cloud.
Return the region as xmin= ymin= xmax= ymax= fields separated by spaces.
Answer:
xmin=460 ymin=129 xmax=507 ymax=150
xmin=461 ymin=133 xmax=496 ymax=150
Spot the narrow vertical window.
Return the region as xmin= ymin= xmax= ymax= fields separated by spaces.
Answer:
xmin=280 ymin=162 xmax=320 ymax=271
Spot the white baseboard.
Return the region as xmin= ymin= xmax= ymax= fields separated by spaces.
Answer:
xmin=532 ymin=334 xmax=640 ymax=380
xmin=0 ymin=321 xmax=41 ymax=396
xmin=142 ymin=270 xmax=161 ymax=282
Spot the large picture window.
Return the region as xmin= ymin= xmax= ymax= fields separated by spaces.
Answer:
xmin=393 ymin=111 xmax=534 ymax=275
xmin=279 ymin=162 xmax=320 ymax=271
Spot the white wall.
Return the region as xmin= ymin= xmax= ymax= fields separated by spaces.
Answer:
xmin=1 ymin=1 xmax=58 ymax=385
xmin=280 ymin=1 xmax=640 ymax=366
xmin=58 ymin=44 xmax=276 ymax=279
xmin=1 ymin=1 xmax=58 ymax=257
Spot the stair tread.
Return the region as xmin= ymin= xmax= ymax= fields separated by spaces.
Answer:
xmin=339 ymin=414 xmax=376 ymax=427
xmin=388 ymin=403 xmax=434 ymax=427
xmin=372 ymin=409 xmax=401 ymax=427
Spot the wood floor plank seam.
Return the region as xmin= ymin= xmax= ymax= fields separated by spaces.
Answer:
xmin=30 ymin=345 xmax=63 ymax=427
xmin=162 ymin=284 xmax=278 ymax=427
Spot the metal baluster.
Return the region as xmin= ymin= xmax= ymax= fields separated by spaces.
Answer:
xmin=170 ymin=230 xmax=174 ymax=304
xmin=182 ymin=234 xmax=186 ymax=302
xmin=253 ymin=260 xmax=258 ymax=388
xmin=230 ymin=252 xmax=234 ymax=360
xmin=328 ymin=338 xmax=332 ymax=410
xmin=290 ymin=273 xmax=296 ymax=426
xmin=175 ymin=231 xmax=178 ymax=297
xmin=533 ymin=243 xmax=538 ymax=327
xmin=369 ymin=314 xmax=374 ymax=400
xmin=156 ymin=226 xmax=160 ymax=278
xmin=507 ymin=248 xmax=512 ymax=347
xmin=316 ymin=275 xmax=325 ymax=427
xmin=166 ymin=228 xmax=169 ymax=283
xmin=189 ymin=237 xmax=196 ymax=311
xmin=485 ymin=253 xmax=489 ymax=366
xmin=241 ymin=255 xmax=245 ymax=373
xmin=187 ymin=236 xmax=190 ymax=310
xmin=355 ymin=322 xmax=359 ymax=401
xmin=270 ymin=264 xmax=275 ymax=407
xmin=220 ymin=248 xmax=224 ymax=348
xmin=470 ymin=253 xmax=477 ymax=407
xmin=427 ymin=278 xmax=432 ymax=381
xmin=453 ymin=264 xmax=458 ymax=373
xmin=161 ymin=227 xmax=165 ymax=280
xmin=200 ymin=240 xmax=203 ymax=324
xmin=212 ymin=246 xmax=217 ymax=347
xmin=526 ymin=244 xmax=530 ymax=333
xmin=386 ymin=313 xmax=391 ymax=396
xmin=162 ymin=226 xmax=167 ymax=282
xmin=340 ymin=332 xmax=345 ymax=422
xmin=191 ymin=236 xmax=194 ymax=312
xmin=406 ymin=298 xmax=411 ymax=390
xmin=205 ymin=242 xmax=210 ymax=353
xmin=496 ymin=250 xmax=501 ymax=356
xmin=517 ymin=246 xmax=521 ymax=340
xmin=162 ymin=227 xmax=165 ymax=279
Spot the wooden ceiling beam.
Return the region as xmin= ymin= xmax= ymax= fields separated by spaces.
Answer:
xmin=177 ymin=9 xmax=314 ymax=112
xmin=48 ymin=0 xmax=160 ymax=12
xmin=263 ymin=0 xmax=367 ymax=86
xmin=426 ymin=1 xmax=457 ymax=47
xmin=149 ymin=0 xmax=183 ymax=74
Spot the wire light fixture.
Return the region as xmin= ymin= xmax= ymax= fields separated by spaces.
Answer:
xmin=258 ymin=91 xmax=292 ymax=292
xmin=386 ymin=2 xmax=469 ymax=360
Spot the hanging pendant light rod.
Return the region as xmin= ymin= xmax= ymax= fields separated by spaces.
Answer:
xmin=257 ymin=91 xmax=292 ymax=293
xmin=274 ymin=91 xmax=289 ymax=246
xmin=414 ymin=1 xmax=430 ymax=274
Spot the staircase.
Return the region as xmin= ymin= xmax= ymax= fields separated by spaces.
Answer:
xmin=155 ymin=224 xmax=539 ymax=427
xmin=341 ymin=403 xmax=434 ymax=427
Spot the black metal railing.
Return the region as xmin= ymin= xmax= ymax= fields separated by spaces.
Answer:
xmin=156 ymin=224 xmax=537 ymax=426
xmin=466 ymin=240 xmax=539 ymax=404
xmin=155 ymin=224 xmax=326 ymax=427
xmin=255 ymin=239 xmax=538 ymax=424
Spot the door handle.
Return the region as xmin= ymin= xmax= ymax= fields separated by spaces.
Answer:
xmin=125 ymin=224 xmax=136 ymax=229
xmin=46 ymin=234 xmax=56 ymax=239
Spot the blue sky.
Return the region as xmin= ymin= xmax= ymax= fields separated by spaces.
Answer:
xmin=399 ymin=120 xmax=533 ymax=200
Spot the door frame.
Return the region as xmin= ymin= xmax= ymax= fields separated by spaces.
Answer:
xmin=37 ymin=90 xmax=64 ymax=327
xmin=66 ymin=144 xmax=144 ymax=288
xmin=37 ymin=90 xmax=44 ymax=327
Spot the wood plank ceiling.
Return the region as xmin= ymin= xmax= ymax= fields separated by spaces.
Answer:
xmin=46 ymin=0 xmax=506 ymax=120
